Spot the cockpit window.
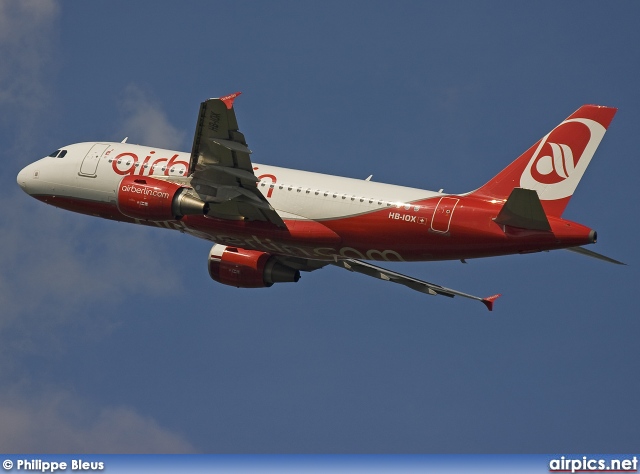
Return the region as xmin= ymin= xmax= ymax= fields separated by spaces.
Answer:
xmin=47 ymin=149 xmax=67 ymax=158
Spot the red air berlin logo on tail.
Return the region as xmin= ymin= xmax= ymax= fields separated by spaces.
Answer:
xmin=529 ymin=121 xmax=589 ymax=185
xmin=521 ymin=118 xmax=606 ymax=200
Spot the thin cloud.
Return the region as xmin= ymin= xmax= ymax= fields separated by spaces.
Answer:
xmin=117 ymin=84 xmax=187 ymax=150
xmin=0 ymin=0 xmax=191 ymax=359
xmin=0 ymin=0 xmax=59 ymax=144
xmin=0 ymin=1 xmax=185 ymax=349
xmin=0 ymin=194 xmax=184 ymax=351
xmin=0 ymin=387 xmax=195 ymax=453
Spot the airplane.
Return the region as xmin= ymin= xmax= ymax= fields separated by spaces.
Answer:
xmin=16 ymin=93 xmax=623 ymax=311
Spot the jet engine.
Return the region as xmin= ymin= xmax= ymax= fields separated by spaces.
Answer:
xmin=117 ymin=175 xmax=208 ymax=221
xmin=208 ymin=244 xmax=301 ymax=288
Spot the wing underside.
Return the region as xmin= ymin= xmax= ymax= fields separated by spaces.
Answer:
xmin=331 ymin=258 xmax=500 ymax=311
xmin=189 ymin=93 xmax=285 ymax=227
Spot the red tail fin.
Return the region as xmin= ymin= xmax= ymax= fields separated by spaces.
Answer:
xmin=470 ymin=105 xmax=616 ymax=217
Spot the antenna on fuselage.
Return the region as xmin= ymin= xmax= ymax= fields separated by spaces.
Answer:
xmin=121 ymin=137 xmax=128 ymax=143
xmin=365 ymin=175 xmax=373 ymax=181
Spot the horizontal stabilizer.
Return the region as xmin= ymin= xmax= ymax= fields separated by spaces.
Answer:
xmin=566 ymin=246 xmax=626 ymax=265
xmin=494 ymin=188 xmax=551 ymax=231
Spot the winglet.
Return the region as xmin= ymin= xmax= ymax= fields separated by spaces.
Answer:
xmin=220 ymin=91 xmax=242 ymax=109
xmin=482 ymin=294 xmax=501 ymax=311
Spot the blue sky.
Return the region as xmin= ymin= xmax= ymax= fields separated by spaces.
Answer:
xmin=1 ymin=0 xmax=638 ymax=452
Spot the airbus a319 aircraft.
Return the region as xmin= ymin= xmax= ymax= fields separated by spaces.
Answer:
xmin=17 ymin=93 xmax=622 ymax=310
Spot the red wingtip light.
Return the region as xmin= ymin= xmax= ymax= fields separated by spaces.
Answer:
xmin=220 ymin=91 xmax=242 ymax=109
xmin=482 ymin=294 xmax=501 ymax=311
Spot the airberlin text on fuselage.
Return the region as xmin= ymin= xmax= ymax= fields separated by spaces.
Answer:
xmin=120 ymin=184 xmax=170 ymax=199
xmin=145 ymin=218 xmax=405 ymax=262
xmin=215 ymin=233 xmax=405 ymax=261
xmin=111 ymin=150 xmax=189 ymax=176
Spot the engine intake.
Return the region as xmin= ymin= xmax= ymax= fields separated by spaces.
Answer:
xmin=208 ymin=244 xmax=300 ymax=288
xmin=117 ymin=175 xmax=208 ymax=221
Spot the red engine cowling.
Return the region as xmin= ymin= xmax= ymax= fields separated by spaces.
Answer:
xmin=208 ymin=244 xmax=301 ymax=288
xmin=117 ymin=175 xmax=208 ymax=221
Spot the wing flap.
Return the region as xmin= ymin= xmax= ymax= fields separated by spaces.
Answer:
xmin=211 ymin=138 xmax=253 ymax=154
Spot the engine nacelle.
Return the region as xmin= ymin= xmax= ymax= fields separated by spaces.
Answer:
xmin=117 ymin=175 xmax=208 ymax=221
xmin=208 ymin=244 xmax=301 ymax=288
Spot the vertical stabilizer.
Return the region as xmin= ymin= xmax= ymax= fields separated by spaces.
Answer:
xmin=470 ymin=105 xmax=616 ymax=217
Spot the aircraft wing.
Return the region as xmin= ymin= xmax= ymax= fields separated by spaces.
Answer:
xmin=189 ymin=93 xmax=285 ymax=227
xmin=331 ymin=258 xmax=501 ymax=311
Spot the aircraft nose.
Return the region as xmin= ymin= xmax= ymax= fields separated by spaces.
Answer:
xmin=17 ymin=164 xmax=35 ymax=194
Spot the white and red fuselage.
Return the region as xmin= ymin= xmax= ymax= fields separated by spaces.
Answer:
xmin=16 ymin=99 xmax=618 ymax=309
xmin=16 ymin=141 xmax=599 ymax=261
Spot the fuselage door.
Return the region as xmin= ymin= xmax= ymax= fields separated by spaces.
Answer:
xmin=431 ymin=197 xmax=459 ymax=233
xmin=79 ymin=143 xmax=110 ymax=177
